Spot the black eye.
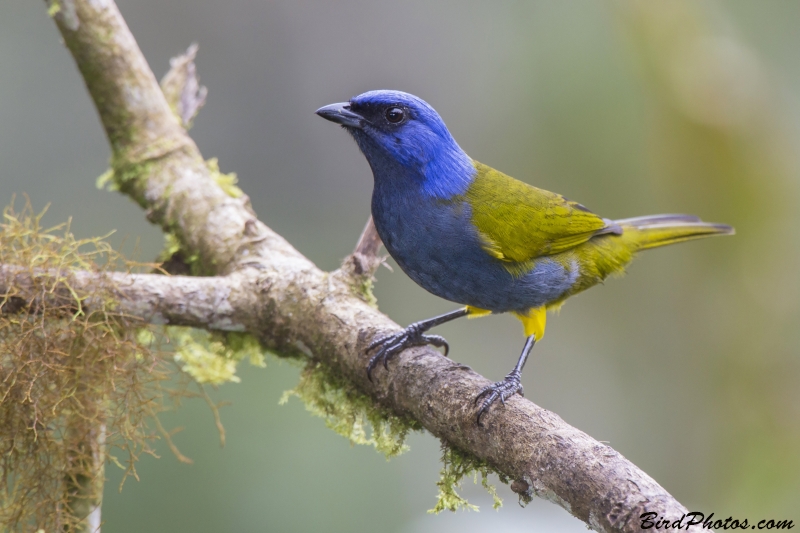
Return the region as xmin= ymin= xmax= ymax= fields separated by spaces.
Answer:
xmin=385 ymin=107 xmax=405 ymax=124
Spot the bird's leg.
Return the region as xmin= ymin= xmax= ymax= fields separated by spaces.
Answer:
xmin=366 ymin=307 xmax=469 ymax=381
xmin=475 ymin=334 xmax=536 ymax=425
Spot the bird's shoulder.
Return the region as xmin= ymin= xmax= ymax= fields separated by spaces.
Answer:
xmin=464 ymin=161 xmax=609 ymax=263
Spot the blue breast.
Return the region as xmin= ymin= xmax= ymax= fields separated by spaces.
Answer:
xmin=371 ymin=180 xmax=577 ymax=313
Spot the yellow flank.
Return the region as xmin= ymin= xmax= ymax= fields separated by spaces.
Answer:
xmin=512 ymin=306 xmax=547 ymax=340
xmin=465 ymin=305 xmax=493 ymax=318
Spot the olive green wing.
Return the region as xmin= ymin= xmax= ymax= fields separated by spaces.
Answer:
xmin=465 ymin=161 xmax=611 ymax=263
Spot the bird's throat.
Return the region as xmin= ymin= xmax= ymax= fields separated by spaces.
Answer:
xmin=351 ymin=128 xmax=475 ymax=200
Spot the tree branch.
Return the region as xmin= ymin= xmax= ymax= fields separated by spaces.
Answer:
xmin=40 ymin=1 xmax=710 ymax=531
xmin=0 ymin=265 xmax=247 ymax=331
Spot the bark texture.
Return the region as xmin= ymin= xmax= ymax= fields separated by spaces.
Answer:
xmin=19 ymin=0 xmax=715 ymax=531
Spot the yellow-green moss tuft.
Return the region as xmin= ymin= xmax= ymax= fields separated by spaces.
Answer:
xmin=428 ymin=442 xmax=506 ymax=513
xmin=169 ymin=328 xmax=267 ymax=385
xmin=206 ymin=158 xmax=243 ymax=199
xmin=280 ymin=360 xmax=421 ymax=458
xmin=354 ymin=275 xmax=378 ymax=308
xmin=47 ymin=1 xmax=61 ymax=17
xmin=159 ymin=232 xmax=183 ymax=261
xmin=95 ymin=168 xmax=116 ymax=191
xmin=95 ymin=158 xmax=156 ymax=195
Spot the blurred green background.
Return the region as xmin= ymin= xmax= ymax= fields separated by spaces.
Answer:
xmin=2 ymin=0 xmax=799 ymax=531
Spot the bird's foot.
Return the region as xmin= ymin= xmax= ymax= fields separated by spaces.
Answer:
xmin=366 ymin=323 xmax=449 ymax=381
xmin=475 ymin=371 xmax=524 ymax=426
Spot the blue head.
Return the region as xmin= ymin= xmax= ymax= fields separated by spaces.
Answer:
xmin=316 ymin=90 xmax=475 ymax=199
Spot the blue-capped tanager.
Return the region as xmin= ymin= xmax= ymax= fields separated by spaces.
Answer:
xmin=317 ymin=90 xmax=734 ymax=424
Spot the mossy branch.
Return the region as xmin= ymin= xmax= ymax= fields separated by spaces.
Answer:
xmin=36 ymin=0 xmax=716 ymax=531
xmin=0 ymin=203 xmax=177 ymax=531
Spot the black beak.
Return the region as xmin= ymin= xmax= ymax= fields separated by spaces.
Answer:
xmin=315 ymin=102 xmax=364 ymax=129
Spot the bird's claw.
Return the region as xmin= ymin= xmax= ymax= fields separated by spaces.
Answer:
xmin=366 ymin=325 xmax=449 ymax=381
xmin=475 ymin=372 xmax=524 ymax=425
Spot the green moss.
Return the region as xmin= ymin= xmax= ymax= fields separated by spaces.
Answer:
xmin=156 ymin=231 xmax=204 ymax=275
xmin=96 ymin=168 xmax=117 ymax=191
xmin=281 ymin=357 xmax=508 ymax=511
xmin=116 ymin=161 xmax=153 ymax=196
xmin=160 ymin=232 xmax=183 ymax=260
xmin=206 ymin=158 xmax=243 ymax=199
xmin=96 ymin=153 xmax=243 ymax=278
xmin=0 ymin=201 xmax=177 ymax=530
xmin=280 ymin=360 xmax=421 ymax=458
xmin=169 ymin=328 xmax=268 ymax=385
xmin=47 ymin=1 xmax=61 ymax=18
xmin=96 ymin=158 xmax=156 ymax=198
xmin=354 ymin=275 xmax=378 ymax=308
xmin=336 ymin=260 xmax=380 ymax=308
xmin=428 ymin=443 xmax=505 ymax=513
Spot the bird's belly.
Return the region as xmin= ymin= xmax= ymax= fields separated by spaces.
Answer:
xmin=372 ymin=196 xmax=577 ymax=312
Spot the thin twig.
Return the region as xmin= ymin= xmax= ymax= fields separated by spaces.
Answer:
xmin=199 ymin=384 xmax=227 ymax=448
xmin=160 ymin=43 xmax=207 ymax=129
xmin=348 ymin=216 xmax=387 ymax=276
xmin=153 ymin=416 xmax=193 ymax=465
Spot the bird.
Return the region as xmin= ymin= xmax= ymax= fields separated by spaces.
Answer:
xmin=316 ymin=90 xmax=734 ymax=425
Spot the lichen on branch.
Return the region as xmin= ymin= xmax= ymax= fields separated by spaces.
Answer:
xmin=0 ymin=202 xmax=258 ymax=530
xmin=429 ymin=442 xmax=506 ymax=513
xmin=0 ymin=202 xmax=165 ymax=530
xmin=168 ymin=328 xmax=266 ymax=385
xmin=280 ymin=360 xmax=421 ymax=458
